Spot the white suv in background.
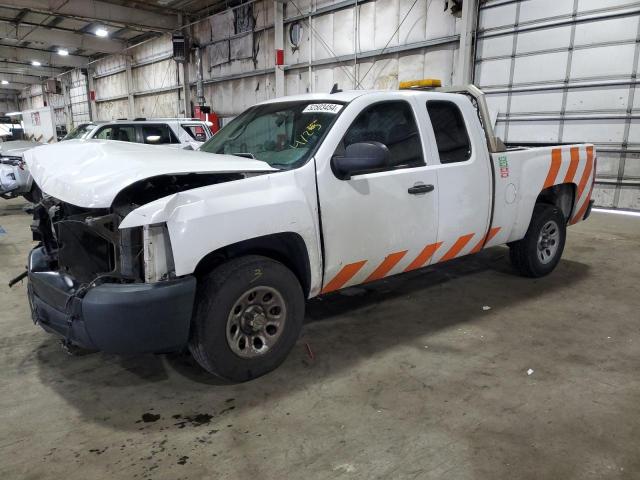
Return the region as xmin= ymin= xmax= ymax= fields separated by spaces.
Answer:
xmin=1 ymin=118 xmax=213 ymax=201
xmin=64 ymin=118 xmax=213 ymax=149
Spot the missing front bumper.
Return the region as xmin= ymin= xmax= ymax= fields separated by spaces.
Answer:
xmin=27 ymin=246 xmax=196 ymax=354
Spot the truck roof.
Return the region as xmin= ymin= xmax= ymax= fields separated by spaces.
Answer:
xmin=259 ymin=90 xmax=376 ymax=105
xmin=258 ymin=89 xmax=461 ymax=106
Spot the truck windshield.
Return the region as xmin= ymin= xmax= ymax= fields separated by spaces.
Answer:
xmin=199 ymin=101 xmax=344 ymax=168
xmin=63 ymin=123 xmax=97 ymax=140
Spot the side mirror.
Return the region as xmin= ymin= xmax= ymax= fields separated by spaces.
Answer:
xmin=331 ymin=141 xmax=390 ymax=180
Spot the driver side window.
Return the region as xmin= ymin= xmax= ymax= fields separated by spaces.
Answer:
xmin=340 ymin=101 xmax=424 ymax=169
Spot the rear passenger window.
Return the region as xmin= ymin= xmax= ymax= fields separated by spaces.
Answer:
xmin=114 ymin=126 xmax=135 ymax=142
xmin=426 ymin=101 xmax=471 ymax=164
xmin=142 ymin=125 xmax=179 ymax=145
xmin=341 ymin=101 xmax=424 ymax=169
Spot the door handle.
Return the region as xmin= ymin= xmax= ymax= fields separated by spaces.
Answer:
xmin=408 ymin=184 xmax=434 ymax=195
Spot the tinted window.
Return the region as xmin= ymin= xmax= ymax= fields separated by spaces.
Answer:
xmin=341 ymin=101 xmax=424 ymax=169
xmin=94 ymin=126 xmax=115 ymax=140
xmin=113 ymin=126 xmax=135 ymax=142
xmin=182 ymin=124 xmax=210 ymax=142
xmin=142 ymin=125 xmax=179 ymax=144
xmin=426 ymin=101 xmax=471 ymax=164
xmin=93 ymin=125 xmax=135 ymax=142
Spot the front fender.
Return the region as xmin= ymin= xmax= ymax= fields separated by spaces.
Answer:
xmin=120 ymin=165 xmax=323 ymax=294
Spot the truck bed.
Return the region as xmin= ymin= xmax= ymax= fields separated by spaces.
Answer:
xmin=488 ymin=143 xmax=595 ymax=247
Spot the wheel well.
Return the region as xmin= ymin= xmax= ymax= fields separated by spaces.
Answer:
xmin=536 ymin=183 xmax=575 ymax=221
xmin=193 ymin=232 xmax=312 ymax=296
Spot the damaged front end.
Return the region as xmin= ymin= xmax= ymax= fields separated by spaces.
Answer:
xmin=25 ymin=172 xmax=250 ymax=353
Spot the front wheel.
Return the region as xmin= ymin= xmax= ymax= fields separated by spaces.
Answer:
xmin=189 ymin=255 xmax=305 ymax=382
xmin=509 ymin=203 xmax=566 ymax=277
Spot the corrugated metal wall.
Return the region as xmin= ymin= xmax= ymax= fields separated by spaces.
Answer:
xmin=93 ymin=36 xmax=183 ymax=120
xmin=68 ymin=69 xmax=91 ymax=125
xmin=193 ymin=0 xmax=461 ymax=118
xmin=476 ymin=0 xmax=640 ymax=211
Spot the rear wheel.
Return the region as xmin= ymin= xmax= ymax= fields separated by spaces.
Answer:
xmin=509 ymin=203 xmax=566 ymax=277
xmin=189 ymin=255 xmax=305 ymax=382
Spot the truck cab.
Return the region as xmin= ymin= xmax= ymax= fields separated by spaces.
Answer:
xmin=24 ymin=83 xmax=595 ymax=382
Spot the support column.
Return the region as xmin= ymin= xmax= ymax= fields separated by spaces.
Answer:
xmin=44 ymin=82 xmax=56 ymax=142
xmin=179 ymin=13 xmax=192 ymax=118
xmin=86 ymin=69 xmax=97 ymax=121
xmin=125 ymin=56 xmax=135 ymax=119
xmin=274 ymin=0 xmax=285 ymax=98
xmin=455 ymin=0 xmax=478 ymax=85
xmin=181 ymin=63 xmax=191 ymax=117
xmin=61 ymin=76 xmax=73 ymax=132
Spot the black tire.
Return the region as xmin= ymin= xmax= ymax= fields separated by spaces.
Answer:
xmin=509 ymin=203 xmax=566 ymax=277
xmin=189 ymin=255 xmax=305 ymax=382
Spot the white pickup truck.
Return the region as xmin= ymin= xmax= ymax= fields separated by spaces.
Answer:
xmin=24 ymin=84 xmax=595 ymax=381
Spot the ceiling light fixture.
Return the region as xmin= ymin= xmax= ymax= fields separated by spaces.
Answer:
xmin=31 ymin=60 xmax=41 ymax=66
xmin=1 ymin=80 xmax=8 ymax=85
xmin=58 ymin=48 xmax=69 ymax=56
xmin=95 ymin=28 xmax=108 ymax=37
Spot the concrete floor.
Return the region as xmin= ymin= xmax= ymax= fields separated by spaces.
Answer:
xmin=0 ymin=196 xmax=639 ymax=480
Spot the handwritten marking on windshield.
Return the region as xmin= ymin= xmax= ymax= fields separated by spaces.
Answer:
xmin=290 ymin=119 xmax=322 ymax=148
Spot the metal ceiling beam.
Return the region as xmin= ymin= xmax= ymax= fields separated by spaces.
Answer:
xmin=0 ymin=72 xmax=43 ymax=84
xmin=0 ymin=61 xmax=64 ymax=77
xmin=12 ymin=8 xmax=29 ymax=23
xmin=0 ymin=84 xmax=22 ymax=91
xmin=0 ymin=44 xmax=86 ymax=67
xmin=0 ymin=0 xmax=178 ymax=31
xmin=0 ymin=19 xmax=127 ymax=53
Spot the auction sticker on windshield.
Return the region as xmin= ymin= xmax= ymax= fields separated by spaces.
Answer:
xmin=302 ymin=103 xmax=343 ymax=114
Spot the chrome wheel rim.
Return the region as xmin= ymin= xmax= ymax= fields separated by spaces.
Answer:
xmin=226 ymin=286 xmax=287 ymax=358
xmin=537 ymin=220 xmax=560 ymax=264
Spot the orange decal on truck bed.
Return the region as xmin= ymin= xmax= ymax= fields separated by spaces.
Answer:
xmin=575 ymin=146 xmax=594 ymax=201
xmin=544 ymin=148 xmax=563 ymax=189
xmin=563 ymin=147 xmax=580 ymax=183
xmin=571 ymin=183 xmax=594 ymax=225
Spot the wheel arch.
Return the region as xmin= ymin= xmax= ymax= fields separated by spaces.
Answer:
xmin=193 ymin=232 xmax=312 ymax=297
xmin=535 ymin=183 xmax=576 ymax=221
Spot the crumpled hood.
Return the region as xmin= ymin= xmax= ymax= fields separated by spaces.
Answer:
xmin=24 ymin=139 xmax=275 ymax=208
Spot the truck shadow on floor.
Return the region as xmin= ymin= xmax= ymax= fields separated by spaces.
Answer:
xmin=32 ymin=246 xmax=591 ymax=431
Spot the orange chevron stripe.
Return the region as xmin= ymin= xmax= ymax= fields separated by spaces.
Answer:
xmin=563 ymin=147 xmax=580 ymax=183
xmin=439 ymin=233 xmax=475 ymax=262
xmin=322 ymin=260 xmax=367 ymax=293
xmin=575 ymin=146 xmax=594 ymax=201
xmin=571 ymin=184 xmax=594 ymax=225
xmin=543 ymin=148 xmax=563 ymax=188
xmin=364 ymin=251 xmax=408 ymax=282
xmin=470 ymin=226 xmax=502 ymax=254
xmin=404 ymin=242 xmax=443 ymax=272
